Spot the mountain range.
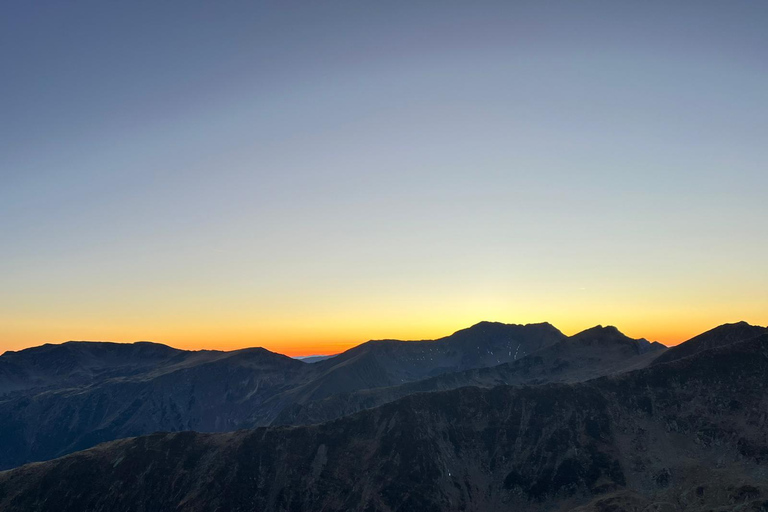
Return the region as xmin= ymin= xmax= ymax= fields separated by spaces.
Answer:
xmin=0 ymin=321 xmax=765 ymax=511
xmin=0 ymin=321 xmax=656 ymax=470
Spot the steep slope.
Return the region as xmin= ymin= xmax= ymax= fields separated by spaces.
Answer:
xmin=275 ymin=325 xmax=665 ymax=426
xmin=0 ymin=335 xmax=765 ymax=512
xmin=652 ymin=321 xmax=766 ymax=365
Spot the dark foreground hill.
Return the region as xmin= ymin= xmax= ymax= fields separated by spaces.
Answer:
xmin=0 ymin=334 xmax=766 ymax=511
xmin=0 ymin=322 xmax=565 ymax=469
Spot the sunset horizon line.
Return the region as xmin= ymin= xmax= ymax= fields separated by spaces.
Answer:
xmin=4 ymin=318 xmax=763 ymax=359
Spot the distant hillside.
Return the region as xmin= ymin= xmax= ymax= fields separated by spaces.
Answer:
xmin=295 ymin=355 xmax=337 ymax=364
xmin=1 ymin=332 xmax=765 ymax=511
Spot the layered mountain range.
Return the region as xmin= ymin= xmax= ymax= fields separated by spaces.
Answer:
xmin=0 ymin=321 xmax=765 ymax=512
xmin=0 ymin=321 xmax=658 ymax=470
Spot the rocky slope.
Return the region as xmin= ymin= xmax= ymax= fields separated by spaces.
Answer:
xmin=0 ymin=333 xmax=765 ymax=512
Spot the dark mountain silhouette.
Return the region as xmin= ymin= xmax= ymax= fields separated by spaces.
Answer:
xmin=0 ymin=332 xmax=765 ymax=512
xmin=0 ymin=321 xmax=564 ymax=469
xmin=569 ymin=325 xmax=666 ymax=354
xmin=652 ymin=320 xmax=767 ymax=365
xmin=281 ymin=321 xmax=566 ymax=404
xmin=275 ymin=325 xmax=665 ymax=426
xmin=0 ymin=341 xmax=184 ymax=396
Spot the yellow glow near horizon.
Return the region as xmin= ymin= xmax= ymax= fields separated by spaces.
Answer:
xmin=2 ymin=295 xmax=765 ymax=356
xmin=3 ymin=259 xmax=767 ymax=357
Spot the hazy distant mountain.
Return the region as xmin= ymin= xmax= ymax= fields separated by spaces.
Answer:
xmin=276 ymin=325 xmax=666 ymax=425
xmin=295 ymin=355 xmax=337 ymax=364
xmin=1 ymin=332 xmax=764 ymax=511
xmin=0 ymin=321 xmax=564 ymax=469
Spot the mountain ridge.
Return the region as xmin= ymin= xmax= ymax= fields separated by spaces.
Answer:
xmin=0 ymin=321 xmax=564 ymax=469
xmin=274 ymin=323 xmax=665 ymax=426
xmin=0 ymin=331 xmax=765 ymax=511
xmin=652 ymin=320 xmax=767 ymax=365
xmin=0 ymin=321 xmax=760 ymax=474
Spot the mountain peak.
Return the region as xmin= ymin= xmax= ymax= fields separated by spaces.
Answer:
xmin=567 ymin=325 xmax=664 ymax=355
xmin=464 ymin=320 xmax=512 ymax=331
xmin=572 ymin=325 xmax=629 ymax=340
xmin=653 ymin=321 xmax=767 ymax=365
xmin=460 ymin=320 xmax=563 ymax=336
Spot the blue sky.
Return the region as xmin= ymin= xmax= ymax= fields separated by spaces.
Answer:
xmin=1 ymin=1 xmax=767 ymax=354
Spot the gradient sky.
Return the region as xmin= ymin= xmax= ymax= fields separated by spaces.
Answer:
xmin=1 ymin=1 xmax=767 ymax=356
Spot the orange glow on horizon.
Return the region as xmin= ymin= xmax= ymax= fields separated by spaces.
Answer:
xmin=2 ymin=314 xmax=765 ymax=358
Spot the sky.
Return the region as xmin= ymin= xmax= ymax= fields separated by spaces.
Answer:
xmin=1 ymin=1 xmax=767 ymax=356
